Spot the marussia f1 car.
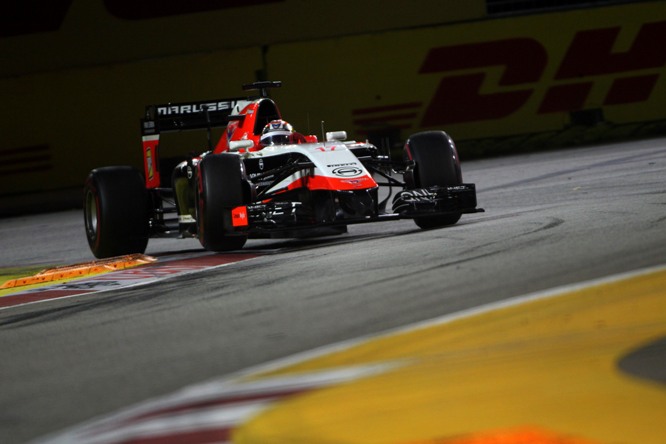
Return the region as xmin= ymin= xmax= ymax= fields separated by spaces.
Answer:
xmin=83 ymin=81 xmax=483 ymax=258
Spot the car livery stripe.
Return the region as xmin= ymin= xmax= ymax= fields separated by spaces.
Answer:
xmin=250 ymin=143 xmax=378 ymax=194
xmin=281 ymin=174 xmax=376 ymax=192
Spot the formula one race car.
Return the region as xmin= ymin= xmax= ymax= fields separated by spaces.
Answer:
xmin=83 ymin=81 xmax=483 ymax=258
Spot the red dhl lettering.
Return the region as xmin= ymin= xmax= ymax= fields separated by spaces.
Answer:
xmin=422 ymin=21 xmax=666 ymax=124
xmin=355 ymin=21 xmax=666 ymax=128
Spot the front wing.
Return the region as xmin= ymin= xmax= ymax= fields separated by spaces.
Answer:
xmin=231 ymin=184 xmax=482 ymax=234
xmin=391 ymin=184 xmax=480 ymax=217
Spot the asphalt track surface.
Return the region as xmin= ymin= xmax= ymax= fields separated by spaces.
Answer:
xmin=1 ymin=138 xmax=665 ymax=443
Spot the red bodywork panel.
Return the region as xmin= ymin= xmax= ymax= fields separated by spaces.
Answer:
xmin=142 ymin=135 xmax=161 ymax=189
xmin=214 ymin=99 xmax=282 ymax=154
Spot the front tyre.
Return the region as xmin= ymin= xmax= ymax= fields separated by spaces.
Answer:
xmin=197 ymin=154 xmax=248 ymax=252
xmin=404 ymin=131 xmax=463 ymax=229
xmin=83 ymin=166 xmax=149 ymax=258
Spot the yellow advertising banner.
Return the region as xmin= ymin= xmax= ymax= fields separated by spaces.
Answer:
xmin=1 ymin=1 xmax=664 ymax=201
xmin=269 ymin=2 xmax=666 ymax=156
xmin=0 ymin=49 xmax=262 ymax=197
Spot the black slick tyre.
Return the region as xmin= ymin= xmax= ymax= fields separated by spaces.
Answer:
xmin=196 ymin=154 xmax=248 ymax=252
xmin=404 ymin=131 xmax=462 ymax=229
xmin=83 ymin=166 xmax=149 ymax=258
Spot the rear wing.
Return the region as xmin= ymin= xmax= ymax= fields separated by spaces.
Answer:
xmin=140 ymin=81 xmax=282 ymax=136
xmin=140 ymin=81 xmax=282 ymax=189
xmin=140 ymin=99 xmax=249 ymax=189
xmin=141 ymin=98 xmax=248 ymax=136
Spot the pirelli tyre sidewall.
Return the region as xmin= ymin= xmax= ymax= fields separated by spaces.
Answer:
xmin=404 ymin=131 xmax=463 ymax=228
xmin=83 ymin=166 xmax=149 ymax=258
xmin=196 ymin=153 xmax=248 ymax=252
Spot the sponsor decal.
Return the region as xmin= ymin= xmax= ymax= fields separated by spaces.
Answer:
xmin=232 ymin=206 xmax=249 ymax=227
xmin=327 ymin=162 xmax=358 ymax=168
xmin=157 ymin=101 xmax=235 ymax=116
xmin=142 ymin=134 xmax=160 ymax=188
xmin=397 ymin=189 xmax=436 ymax=202
xmin=353 ymin=20 xmax=666 ymax=131
xmin=145 ymin=147 xmax=154 ymax=180
xmin=422 ymin=21 xmax=666 ymax=124
xmin=142 ymin=135 xmax=160 ymax=188
xmin=332 ymin=166 xmax=363 ymax=177
xmin=341 ymin=178 xmax=368 ymax=187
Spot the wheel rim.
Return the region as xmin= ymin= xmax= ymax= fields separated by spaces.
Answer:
xmin=84 ymin=189 xmax=98 ymax=239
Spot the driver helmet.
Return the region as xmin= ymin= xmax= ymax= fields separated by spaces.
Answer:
xmin=260 ymin=120 xmax=294 ymax=146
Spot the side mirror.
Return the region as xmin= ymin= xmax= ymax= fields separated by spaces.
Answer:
xmin=229 ymin=139 xmax=254 ymax=151
xmin=326 ymin=131 xmax=347 ymax=142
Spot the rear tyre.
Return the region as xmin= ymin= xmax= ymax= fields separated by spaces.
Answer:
xmin=197 ymin=154 xmax=248 ymax=252
xmin=83 ymin=166 xmax=149 ymax=258
xmin=404 ymin=131 xmax=462 ymax=229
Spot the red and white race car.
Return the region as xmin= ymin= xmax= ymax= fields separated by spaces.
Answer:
xmin=83 ymin=81 xmax=483 ymax=258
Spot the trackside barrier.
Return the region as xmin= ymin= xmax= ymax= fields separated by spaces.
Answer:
xmin=1 ymin=1 xmax=664 ymax=206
